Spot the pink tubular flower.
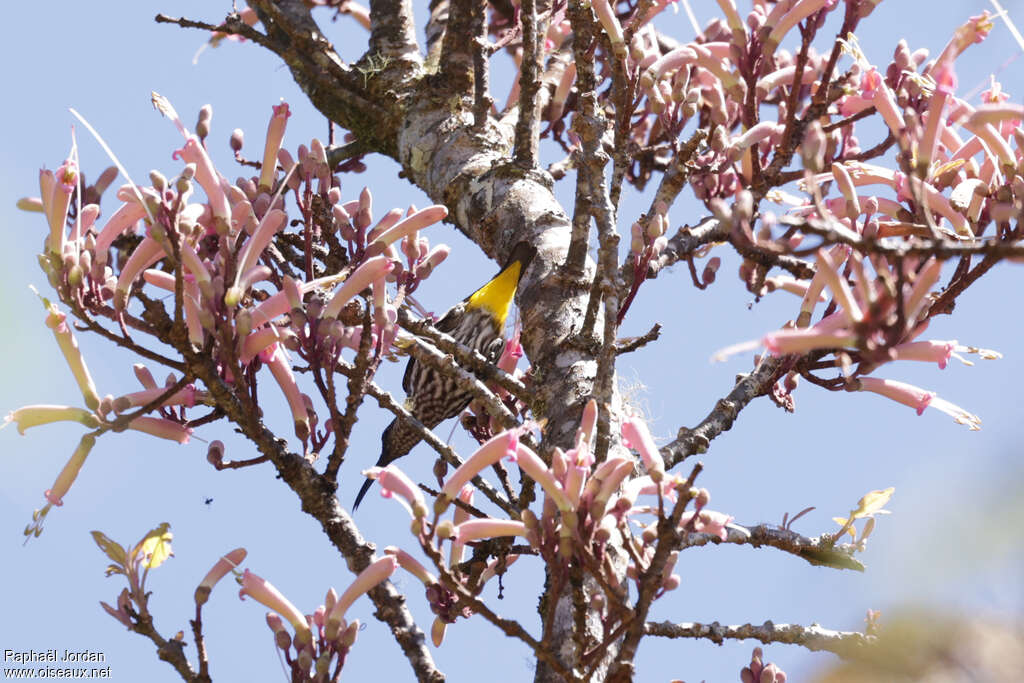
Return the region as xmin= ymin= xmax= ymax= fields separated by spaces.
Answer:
xmin=763 ymin=327 xmax=856 ymax=355
xmin=450 ymin=487 xmax=474 ymax=566
xmin=365 ymin=208 xmax=404 ymax=242
xmin=363 ymin=465 xmax=427 ymax=518
xmin=322 ymin=256 xmax=394 ymax=319
xmin=195 ymin=548 xmax=247 ymax=605
xmin=238 ymin=569 xmax=312 ymax=644
xmin=384 ymin=546 xmax=437 ymax=585
xmin=453 ymin=519 xmax=528 ymax=545
xmin=564 ymin=464 xmax=587 ymax=509
xmin=680 ymin=509 xmax=739 ymax=541
xmin=764 ymin=0 xmax=837 ymax=54
xmin=367 ymin=205 xmax=448 ymax=254
xmin=510 ymin=442 xmax=573 ymax=512
xmin=325 ymin=556 xmax=398 ymax=631
xmin=260 ymin=344 xmax=310 ymax=441
xmin=857 ymin=376 xmax=932 ymax=414
xmin=756 ymin=65 xmax=820 ymax=99
xmin=838 ymin=69 xmax=904 ymax=141
xmin=591 ymin=0 xmax=626 ymax=57
xmin=621 ymin=417 xmax=664 ymax=482
xmin=496 ymin=333 xmax=523 ymax=375
xmin=174 ymin=239 xmax=214 ymax=300
xmin=856 ymin=377 xmax=981 ymax=429
xmin=440 ymin=429 xmax=523 ymax=502
xmin=142 ymin=270 xmax=205 ymax=347
xmin=239 ymin=326 xmax=283 ymax=364
xmin=44 ymin=434 xmax=96 ymax=506
xmin=415 ymin=244 xmax=450 ymax=280
xmin=5 ymin=405 xmax=100 ymax=434
xmin=731 ymin=122 xmax=785 ymax=154
xmin=231 ymin=208 xmax=288 ymax=299
xmin=577 ymin=398 xmax=598 ymax=449
xmin=762 ymin=275 xmax=827 ymax=301
xmin=38 ymin=169 xmax=57 ymax=249
xmin=968 ymin=102 xmax=1024 ymax=128
xmin=919 ymin=61 xmax=956 ymax=169
xmin=44 ymin=160 xmax=78 ymax=256
xmin=815 ymin=248 xmax=863 ymax=324
xmin=431 ymin=617 xmax=448 ymax=648
xmin=890 ymin=340 xmax=959 ymax=368
xmin=174 ymin=137 xmax=230 ymax=225
xmin=589 ymin=457 xmax=636 ymax=517
xmin=958 ymin=108 xmax=1017 ymax=170
xmin=714 ymin=0 xmax=745 ymax=38
xmin=127 ymin=416 xmax=193 ymax=444
xmin=44 ymin=302 xmax=100 ymax=410
xmin=246 ymin=272 xmax=343 ymax=328
xmin=797 ymin=245 xmax=845 ymax=326
xmin=904 ymin=258 xmax=942 ymax=323
xmin=113 ymin=384 xmax=199 ymax=413
xmin=830 ymin=163 xmax=861 ymax=219
xmin=259 ymin=103 xmax=291 ymax=191
xmin=935 ymin=12 xmax=993 ymax=66
xmin=114 ymin=237 xmax=164 ymax=309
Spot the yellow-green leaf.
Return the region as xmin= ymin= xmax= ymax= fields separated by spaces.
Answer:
xmin=91 ymin=530 xmax=127 ymax=567
xmin=851 ymin=487 xmax=894 ymax=519
xmin=135 ymin=523 xmax=173 ymax=569
xmin=832 ymin=517 xmax=857 ymax=540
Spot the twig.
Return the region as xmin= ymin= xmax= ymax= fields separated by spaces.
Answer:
xmin=564 ymin=0 xmax=600 ymax=278
xmin=513 ymin=0 xmax=543 ymax=167
xmin=607 ymin=463 xmax=703 ymax=682
xmin=661 ymin=355 xmax=787 ymax=469
xmin=438 ymin=0 xmax=476 ymax=91
xmin=471 ymin=0 xmax=493 ymax=131
xmin=679 ymin=523 xmax=865 ymax=572
xmin=644 ymin=619 xmax=875 ymax=658
xmin=615 ymin=323 xmax=662 ymax=355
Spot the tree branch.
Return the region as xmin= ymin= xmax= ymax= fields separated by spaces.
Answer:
xmin=662 ymin=356 xmax=787 ymax=470
xmin=680 ymin=523 xmax=865 ymax=572
xmin=645 ymin=619 xmax=875 ymax=658
xmin=368 ymin=0 xmax=420 ymax=63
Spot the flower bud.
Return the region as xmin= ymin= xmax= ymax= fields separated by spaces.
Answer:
xmin=149 ymin=170 xmax=167 ymax=194
xmin=207 ymin=440 xmax=225 ymax=467
xmin=435 ymin=519 xmax=455 ymax=540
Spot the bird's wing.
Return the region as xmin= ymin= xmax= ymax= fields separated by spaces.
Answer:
xmin=401 ymin=304 xmax=464 ymax=394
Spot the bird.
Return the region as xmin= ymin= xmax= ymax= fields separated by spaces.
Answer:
xmin=353 ymin=242 xmax=536 ymax=509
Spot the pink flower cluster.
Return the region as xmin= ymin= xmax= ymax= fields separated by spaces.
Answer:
xmin=717 ymin=246 xmax=999 ymax=428
xmin=16 ymin=95 xmax=452 ymax=525
xmin=365 ymin=401 xmax=742 ymax=642
xmin=237 ymin=556 xmax=396 ymax=679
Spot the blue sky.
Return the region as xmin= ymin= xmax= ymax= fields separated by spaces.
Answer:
xmin=2 ymin=2 xmax=1023 ymax=681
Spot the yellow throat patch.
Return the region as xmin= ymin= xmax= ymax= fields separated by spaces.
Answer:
xmin=466 ymin=260 xmax=522 ymax=329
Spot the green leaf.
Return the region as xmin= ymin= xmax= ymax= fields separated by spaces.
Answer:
xmin=799 ymin=547 xmax=866 ymax=571
xmin=91 ymin=530 xmax=127 ymax=567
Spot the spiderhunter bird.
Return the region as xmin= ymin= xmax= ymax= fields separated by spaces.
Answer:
xmin=353 ymin=242 xmax=536 ymax=509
